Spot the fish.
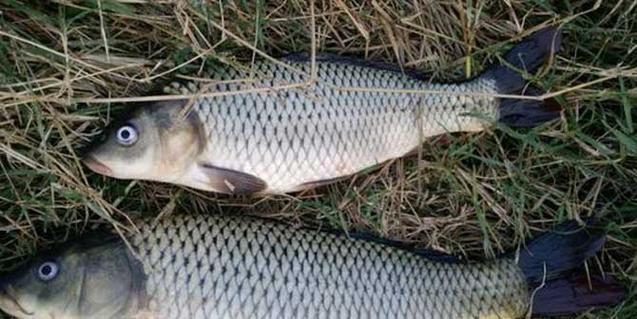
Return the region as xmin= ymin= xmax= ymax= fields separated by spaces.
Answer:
xmin=82 ymin=28 xmax=562 ymax=194
xmin=0 ymin=214 xmax=624 ymax=319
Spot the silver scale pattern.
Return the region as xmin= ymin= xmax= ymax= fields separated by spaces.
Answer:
xmin=131 ymin=215 xmax=528 ymax=319
xmin=167 ymin=60 xmax=498 ymax=192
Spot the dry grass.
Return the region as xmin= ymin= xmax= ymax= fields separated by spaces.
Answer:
xmin=0 ymin=0 xmax=636 ymax=318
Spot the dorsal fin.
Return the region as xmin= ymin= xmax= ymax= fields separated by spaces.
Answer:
xmin=281 ymin=52 xmax=434 ymax=81
xmin=321 ymin=228 xmax=462 ymax=263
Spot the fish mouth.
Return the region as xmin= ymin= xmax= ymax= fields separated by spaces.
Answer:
xmin=82 ymin=155 xmax=113 ymax=176
xmin=0 ymin=286 xmax=33 ymax=317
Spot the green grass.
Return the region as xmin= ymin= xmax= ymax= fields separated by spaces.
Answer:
xmin=1 ymin=0 xmax=636 ymax=318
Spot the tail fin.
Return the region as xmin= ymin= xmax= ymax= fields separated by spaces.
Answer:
xmin=531 ymin=273 xmax=626 ymax=316
xmin=517 ymin=220 xmax=625 ymax=316
xmin=484 ymin=27 xmax=563 ymax=127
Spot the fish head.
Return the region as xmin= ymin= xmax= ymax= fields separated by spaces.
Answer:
xmin=0 ymin=237 xmax=145 ymax=319
xmin=82 ymin=100 xmax=205 ymax=182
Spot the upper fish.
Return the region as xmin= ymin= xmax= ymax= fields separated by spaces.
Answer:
xmin=0 ymin=214 xmax=624 ymax=319
xmin=82 ymin=28 xmax=562 ymax=195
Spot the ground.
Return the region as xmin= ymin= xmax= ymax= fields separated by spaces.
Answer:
xmin=0 ymin=1 xmax=635 ymax=318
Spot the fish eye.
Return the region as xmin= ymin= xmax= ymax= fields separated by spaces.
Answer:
xmin=116 ymin=125 xmax=138 ymax=146
xmin=37 ymin=261 xmax=59 ymax=281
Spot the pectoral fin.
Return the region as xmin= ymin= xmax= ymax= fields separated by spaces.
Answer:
xmin=198 ymin=163 xmax=267 ymax=195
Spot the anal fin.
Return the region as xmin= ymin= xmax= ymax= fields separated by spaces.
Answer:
xmin=198 ymin=163 xmax=267 ymax=195
xmin=296 ymin=176 xmax=348 ymax=191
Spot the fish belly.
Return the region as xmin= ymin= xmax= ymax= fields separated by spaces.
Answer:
xmin=132 ymin=215 xmax=528 ymax=319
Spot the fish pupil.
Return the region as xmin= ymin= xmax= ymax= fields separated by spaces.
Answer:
xmin=120 ymin=129 xmax=130 ymax=140
xmin=40 ymin=265 xmax=52 ymax=276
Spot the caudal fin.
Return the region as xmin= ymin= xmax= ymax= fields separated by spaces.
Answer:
xmin=484 ymin=27 xmax=563 ymax=127
xmin=517 ymin=220 xmax=625 ymax=316
xmin=531 ymin=273 xmax=626 ymax=316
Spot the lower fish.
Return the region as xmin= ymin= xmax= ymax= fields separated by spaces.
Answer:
xmin=0 ymin=214 xmax=624 ymax=319
xmin=82 ymin=28 xmax=562 ymax=195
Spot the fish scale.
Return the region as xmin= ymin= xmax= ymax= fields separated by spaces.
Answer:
xmin=131 ymin=214 xmax=528 ymax=319
xmin=167 ymin=60 xmax=496 ymax=192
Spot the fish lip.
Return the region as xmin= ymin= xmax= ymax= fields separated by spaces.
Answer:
xmin=0 ymin=286 xmax=34 ymax=317
xmin=82 ymin=155 xmax=113 ymax=176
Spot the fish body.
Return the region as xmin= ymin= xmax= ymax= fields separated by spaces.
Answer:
xmin=167 ymin=60 xmax=496 ymax=194
xmin=83 ymin=28 xmax=562 ymax=194
xmin=136 ymin=215 xmax=527 ymax=319
xmin=0 ymin=214 xmax=623 ymax=319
